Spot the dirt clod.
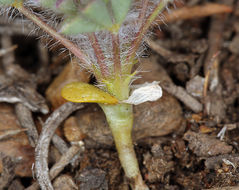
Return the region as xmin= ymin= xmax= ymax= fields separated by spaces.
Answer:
xmin=75 ymin=168 xmax=108 ymax=190
xmin=183 ymin=130 xmax=233 ymax=157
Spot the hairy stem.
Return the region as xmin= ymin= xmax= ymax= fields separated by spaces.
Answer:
xmin=137 ymin=0 xmax=150 ymax=27
xmin=127 ymin=0 xmax=170 ymax=64
xmin=100 ymin=103 xmax=148 ymax=190
xmin=88 ymin=33 xmax=109 ymax=78
xmin=111 ymin=33 xmax=121 ymax=75
xmin=16 ymin=5 xmax=90 ymax=66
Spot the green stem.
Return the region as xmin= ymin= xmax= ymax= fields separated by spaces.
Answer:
xmin=100 ymin=103 xmax=148 ymax=190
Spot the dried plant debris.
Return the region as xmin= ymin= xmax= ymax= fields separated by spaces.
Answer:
xmin=203 ymin=154 xmax=239 ymax=188
xmin=186 ymin=75 xmax=205 ymax=98
xmin=0 ymin=153 xmax=17 ymax=189
xmin=53 ymin=175 xmax=78 ymax=190
xmin=143 ymin=152 xmax=174 ymax=183
xmin=205 ymin=154 xmax=239 ymax=170
xmin=205 ymin=186 xmax=239 ymax=190
xmin=15 ymin=103 xmax=39 ymax=147
xmin=183 ymin=130 xmax=233 ymax=157
xmin=8 ymin=179 xmax=25 ymax=190
xmin=0 ymin=78 xmax=48 ymax=114
xmin=75 ymin=168 xmax=108 ymax=190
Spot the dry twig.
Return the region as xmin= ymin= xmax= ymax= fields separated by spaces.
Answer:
xmin=146 ymin=38 xmax=196 ymax=66
xmin=52 ymin=134 xmax=69 ymax=155
xmin=0 ymin=129 xmax=27 ymax=141
xmin=27 ymin=143 xmax=84 ymax=190
xmin=202 ymin=3 xmax=230 ymax=120
xmin=35 ymin=102 xmax=83 ymax=190
xmin=15 ymin=103 xmax=39 ymax=147
xmin=161 ymin=81 xmax=203 ymax=113
xmin=50 ymin=143 xmax=84 ymax=179
xmin=38 ymin=117 xmax=69 ymax=154
xmin=155 ymin=3 xmax=232 ymax=25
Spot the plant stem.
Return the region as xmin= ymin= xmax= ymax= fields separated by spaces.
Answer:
xmin=137 ymin=0 xmax=149 ymax=27
xmin=100 ymin=103 xmax=148 ymax=190
xmin=111 ymin=33 xmax=121 ymax=75
xmin=16 ymin=5 xmax=90 ymax=66
xmin=88 ymin=33 xmax=109 ymax=78
xmin=126 ymin=0 xmax=170 ymax=64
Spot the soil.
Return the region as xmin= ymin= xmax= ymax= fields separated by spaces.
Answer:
xmin=0 ymin=0 xmax=239 ymax=190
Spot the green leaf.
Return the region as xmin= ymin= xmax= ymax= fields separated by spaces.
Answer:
xmin=61 ymin=82 xmax=118 ymax=104
xmin=103 ymin=0 xmax=109 ymax=3
xmin=82 ymin=0 xmax=113 ymax=29
xmin=0 ymin=0 xmax=14 ymax=5
xmin=57 ymin=0 xmax=77 ymax=15
xmin=39 ymin=0 xmax=55 ymax=9
xmin=39 ymin=0 xmax=77 ymax=15
xmin=111 ymin=0 xmax=131 ymax=25
xmin=60 ymin=16 xmax=104 ymax=34
xmin=0 ymin=0 xmax=22 ymax=6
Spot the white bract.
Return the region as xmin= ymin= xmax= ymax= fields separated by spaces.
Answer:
xmin=123 ymin=81 xmax=162 ymax=105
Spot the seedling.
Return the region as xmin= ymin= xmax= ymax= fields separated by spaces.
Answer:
xmin=0 ymin=0 xmax=172 ymax=189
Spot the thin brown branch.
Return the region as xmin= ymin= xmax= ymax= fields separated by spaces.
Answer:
xmin=161 ymin=81 xmax=203 ymax=113
xmin=204 ymin=15 xmax=225 ymax=75
xmin=0 ymin=129 xmax=27 ymax=141
xmin=26 ymin=144 xmax=84 ymax=190
xmin=146 ymin=38 xmax=196 ymax=65
xmin=155 ymin=3 xmax=232 ymax=25
xmin=52 ymin=134 xmax=69 ymax=154
xmin=203 ymin=13 xmax=228 ymax=117
xmin=49 ymin=143 xmax=84 ymax=179
xmin=15 ymin=103 xmax=39 ymax=147
xmin=35 ymin=102 xmax=83 ymax=190
xmin=203 ymin=52 xmax=220 ymax=98
xmin=37 ymin=114 xmax=69 ymax=154
xmin=0 ymin=45 xmax=17 ymax=57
